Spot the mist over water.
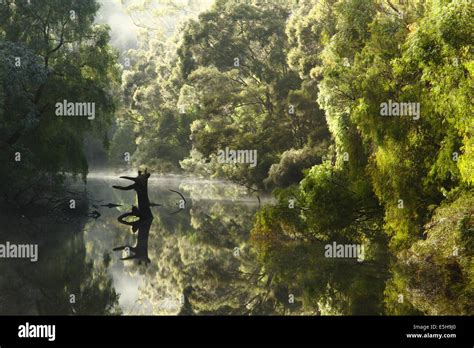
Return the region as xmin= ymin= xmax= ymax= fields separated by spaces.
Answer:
xmin=0 ymin=173 xmax=267 ymax=314
xmin=86 ymin=171 xmax=273 ymax=205
xmin=1 ymin=0 xmax=470 ymax=323
xmin=82 ymin=173 xmax=266 ymax=314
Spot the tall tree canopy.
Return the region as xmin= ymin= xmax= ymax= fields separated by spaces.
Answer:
xmin=0 ymin=0 xmax=119 ymax=202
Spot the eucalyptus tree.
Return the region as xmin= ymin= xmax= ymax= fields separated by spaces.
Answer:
xmin=0 ymin=0 xmax=120 ymax=205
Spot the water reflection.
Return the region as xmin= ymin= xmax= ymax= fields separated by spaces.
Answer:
xmin=0 ymin=210 xmax=121 ymax=315
xmin=0 ymin=172 xmax=398 ymax=315
xmin=112 ymin=170 xmax=154 ymax=266
xmin=82 ymin=171 xmax=265 ymax=315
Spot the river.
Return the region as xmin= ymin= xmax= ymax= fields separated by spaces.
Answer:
xmin=0 ymin=172 xmax=413 ymax=315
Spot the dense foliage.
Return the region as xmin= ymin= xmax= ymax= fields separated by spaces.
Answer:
xmin=0 ymin=0 xmax=120 ymax=205
xmin=1 ymin=0 xmax=472 ymax=315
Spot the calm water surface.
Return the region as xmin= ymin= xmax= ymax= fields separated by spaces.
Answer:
xmin=0 ymin=172 xmax=397 ymax=315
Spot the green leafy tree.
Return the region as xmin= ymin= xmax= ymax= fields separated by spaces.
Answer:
xmin=0 ymin=0 xmax=119 ymax=205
